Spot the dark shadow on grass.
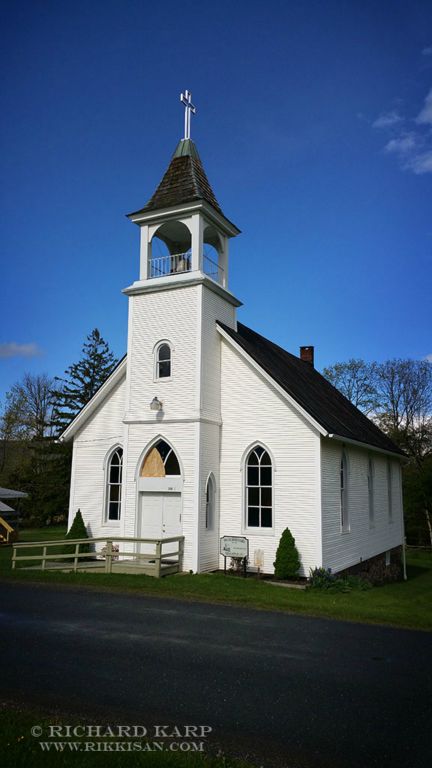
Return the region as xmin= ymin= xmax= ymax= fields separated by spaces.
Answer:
xmin=406 ymin=563 xmax=431 ymax=580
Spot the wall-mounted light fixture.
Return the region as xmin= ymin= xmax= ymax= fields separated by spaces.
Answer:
xmin=150 ymin=396 xmax=163 ymax=412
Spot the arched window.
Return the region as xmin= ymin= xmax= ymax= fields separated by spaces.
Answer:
xmin=155 ymin=342 xmax=171 ymax=379
xmin=205 ymin=474 xmax=215 ymax=530
xmin=368 ymin=457 xmax=374 ymax=526
xmin=106 ymin=447 xmax=123 ymax=521
xmin=340 ymin=451 xmax=349 ymax=532
xmin=245 ymin=445 xmax=272 ymax=529
xmin=140 ymin=439 xmax=181 ymax=477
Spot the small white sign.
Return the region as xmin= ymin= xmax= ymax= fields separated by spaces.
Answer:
xmin=254 ymin=549 xmax=264 ymax=568
xmin=220 ymin=536 xmax=249 ymax=559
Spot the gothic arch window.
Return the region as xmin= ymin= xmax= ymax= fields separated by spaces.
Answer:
xmin=155 ymin=342 xmax=171 ymax=380
xmin=140 ymin=439 xmax=181 ymax=478
xmin=340 ymin=451 xmax=349 ymax=532
xmin=205 ymin=474 xmax=216 ymax=530
xmin=245 ymin=445 xmax=273 ymax=529
xmin=106 ymin=447 xmax=123 ymax=522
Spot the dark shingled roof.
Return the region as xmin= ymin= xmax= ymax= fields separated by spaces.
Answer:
xmin=218 ymin=322 xmax=404 ymax=456
xmin=129 ymin=139 xmax=223 ymax=217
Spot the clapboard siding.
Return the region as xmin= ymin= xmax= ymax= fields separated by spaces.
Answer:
xmin=321 ymin=438 xmax=403 ymax=573
xmin=127 ymin=285 xmax=199 ymax=421
xmin=219 ymin=340 xmax=321 ymax=576
xmin=200 ymin=285 xmax=236 ymax=421
xmin=198 ymin=422 xmax=221 ymax=571
xmin=68 ymin=376 xmax=127 ymax=537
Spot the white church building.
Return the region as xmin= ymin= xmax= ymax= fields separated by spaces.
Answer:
xmin=62 ymin=93 xmax=405 ymax=577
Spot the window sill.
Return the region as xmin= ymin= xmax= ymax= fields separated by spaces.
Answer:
xmin=153 ymin=377 xmax=172 ymax=384
xmin=243 ymin=528 xmax=275 ymax=537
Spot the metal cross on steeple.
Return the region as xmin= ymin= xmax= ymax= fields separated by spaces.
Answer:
xmin=180 ymin=90 xmax=196 ymax=140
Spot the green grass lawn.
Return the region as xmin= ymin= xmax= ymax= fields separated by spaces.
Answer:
xmin=1 ymin=528 xmax=431 ymax=630
xmin=0 ymin=705 xmax=249 ymax=768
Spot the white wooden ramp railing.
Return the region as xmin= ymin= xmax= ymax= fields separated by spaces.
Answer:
xmin=11 ymin=535 xmax=184 ymax=578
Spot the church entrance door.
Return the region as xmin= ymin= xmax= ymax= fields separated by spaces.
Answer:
xmin=138 ymin=491 xmax=182 ymax=556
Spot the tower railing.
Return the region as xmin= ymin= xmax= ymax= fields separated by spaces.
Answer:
xmin=148 ymin=252 xmax=224 ymax=285
xmin=149 ymin=253 xmax=192 ymax=278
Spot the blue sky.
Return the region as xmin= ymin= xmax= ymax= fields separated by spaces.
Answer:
xmin=1 ymin=0 xmax=432 ymax=405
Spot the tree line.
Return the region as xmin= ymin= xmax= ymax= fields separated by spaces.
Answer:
xmin=324 ymin=358 xmax=432 ymax=546
xmin=0 ymin=329 xmax=118 ymax=526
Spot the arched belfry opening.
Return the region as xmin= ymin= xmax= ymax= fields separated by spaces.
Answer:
xmin=203 ymin=224 xmax=222 ymax=283
xmin=126 ymin=92 xmax=240 ymax=289
xmin=140 ymin=439 xmax=181 ymax=478
xmin=149 ymin=221 xmax=192 ymax=278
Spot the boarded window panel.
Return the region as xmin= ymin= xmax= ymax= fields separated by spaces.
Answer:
xmin=141 ymin=447 xmax=166 ymax=477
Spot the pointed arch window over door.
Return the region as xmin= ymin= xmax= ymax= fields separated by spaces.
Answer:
xmin=140 ymin=439 xmax=181 ymax=477
xmin=106 ymin=447 xmax=123 ymax=521
xmin=245 ymin=445 xmax=273 ymax=529
xmin=155 ymin=343 xmax=171 ymax=379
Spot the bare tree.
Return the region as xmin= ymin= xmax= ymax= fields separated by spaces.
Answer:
xmin=323 ymin=359 xmax=378 ymax=415
xmin=1 ymin=373 xmax=55 ymax=441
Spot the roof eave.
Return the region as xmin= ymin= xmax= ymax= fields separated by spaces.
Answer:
xmin=326 ymin=433 xmax=407 ymax=460
xmin=126 ymin=199 xmax=241 ymax=237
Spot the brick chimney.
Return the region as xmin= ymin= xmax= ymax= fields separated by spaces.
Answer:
xmin=300 ymin=346 xmax=314 ymax=367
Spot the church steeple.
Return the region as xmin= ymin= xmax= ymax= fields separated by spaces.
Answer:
xmin=127 ymin=91 xmax=239 ymax=291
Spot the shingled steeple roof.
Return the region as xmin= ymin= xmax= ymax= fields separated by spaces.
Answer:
xmin=129 ymin=138 xmax=224 ymax=217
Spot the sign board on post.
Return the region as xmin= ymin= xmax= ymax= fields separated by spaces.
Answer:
xmin=220 ymin=536 xmax=249 ymax=577
xmin=220 ymin=536 xmax=249 ymax=559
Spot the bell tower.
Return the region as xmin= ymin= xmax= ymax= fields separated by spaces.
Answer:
xmin=126 ymin=92 xmax=239 ymax=290
xmin=121 ymin=91 xmax=241 ymax=573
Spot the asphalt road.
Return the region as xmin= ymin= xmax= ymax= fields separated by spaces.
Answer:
xmin=0 ymin=582 xmax=431 ymax=768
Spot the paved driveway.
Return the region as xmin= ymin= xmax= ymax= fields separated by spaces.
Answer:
xmin=0 ymin=582 xmax=431 ymax=767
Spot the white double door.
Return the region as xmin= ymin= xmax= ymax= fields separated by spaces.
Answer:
xmin=138 ymin=491 xmax=182 ymax=556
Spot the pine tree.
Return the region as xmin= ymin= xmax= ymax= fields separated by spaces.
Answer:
xmin=273 ymin=528 xmax=301 ymax=580
xmin=52 ymin=329 xmax=118 ymax=434
xmin=63 ymin=509 xmax=90 ymax=556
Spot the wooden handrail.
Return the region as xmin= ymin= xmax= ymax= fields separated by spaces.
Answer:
xmin=0 ymin=515 xmax=15 ymax=544
xmin=11 ymin=534 xmax=185 ymax=578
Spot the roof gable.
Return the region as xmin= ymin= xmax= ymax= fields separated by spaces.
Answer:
xmin=60 ymin=356 xmax=127 ymax=441
xmin=218 ymin=322 xmax=404 ymax=457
